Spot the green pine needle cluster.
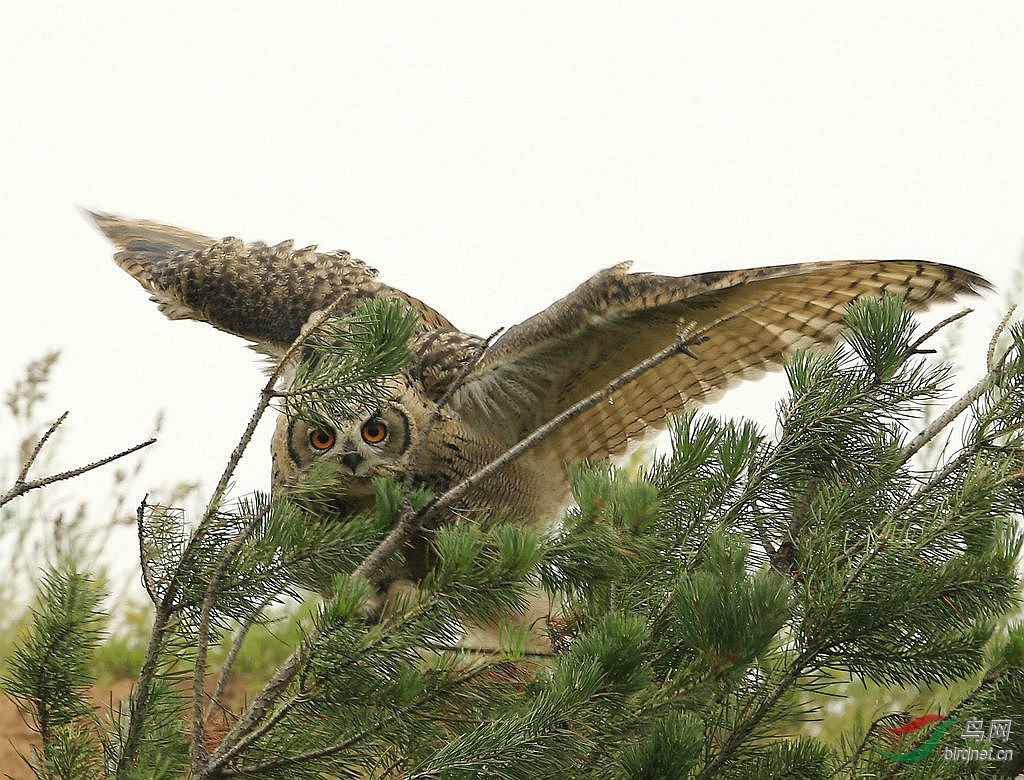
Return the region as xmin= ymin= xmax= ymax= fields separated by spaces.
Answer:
xmin=2 ymin=570 xmax=107 ymax=777
xmin=284 ymin=298 xmax=420 ymax=431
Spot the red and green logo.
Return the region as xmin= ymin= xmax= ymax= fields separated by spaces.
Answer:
xmin=875 ymin=714 xmax=956 ymax=763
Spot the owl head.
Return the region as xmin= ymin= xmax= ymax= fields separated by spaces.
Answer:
xmin=270 ymin=375 xmax=437 ymax=515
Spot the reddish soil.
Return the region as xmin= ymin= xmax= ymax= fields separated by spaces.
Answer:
xmin=2 ymin=680 xmax=137 ymax=778
xmin=1 ymin=678 xmax=248 ymax=779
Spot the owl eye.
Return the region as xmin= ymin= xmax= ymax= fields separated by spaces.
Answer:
xmin=361 ymin=419 xmax=388 ymax=444
xmin=308 ymin=428 xmax=336 ymax=451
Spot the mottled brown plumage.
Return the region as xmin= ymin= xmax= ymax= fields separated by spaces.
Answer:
xmin=91 ymin=212 xmax=990 ymax=645
xmin=88 ymin=210 xmax=452 ymax=357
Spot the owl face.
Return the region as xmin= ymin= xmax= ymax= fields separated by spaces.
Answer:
xmin=269 ymin=376 xmax=438 ymax=510
xmin=272 ymin=404 xmax=412 ymax=495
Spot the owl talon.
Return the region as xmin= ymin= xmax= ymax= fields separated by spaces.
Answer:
xmin=358 ymin=592 xmax=386 ymax=624
xmin=359 ymin=602 xmax=382 ymax=624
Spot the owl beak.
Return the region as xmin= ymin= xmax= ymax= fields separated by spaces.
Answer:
xmin=341 ymin=451 xmax=363 ymax=474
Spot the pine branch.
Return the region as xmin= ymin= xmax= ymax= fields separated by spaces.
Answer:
xmin=218 ymin=662 xmax=498 ymax=777
xmin=115 ymin=580 xmax=171 ymax=773
xmin=908 ymin=307 xmax=973 ymax=353
xmin=898 ymin=364 xmax=1003 ymax=468
xmin=203 ymin=584 xmax=468 ymax=772
xmin=0 ymin=411 xmax=155 ymax=508
xmin=190 ymin=505 xmax=268 ymax=772
xmin=2 ymin=570 xmax=105 ymax=768
xmin=899 ymin=305 xmax=1017 ymax=467
xmin=694 ymin=652 xmax=812 ymax=779
xmin=111 ymin=291 xmax=1023 ymax=777
xmin=989 ymin=305 xmax=1017 ymax=371
xmin=119 ymin=292 xmax=359 ymax=775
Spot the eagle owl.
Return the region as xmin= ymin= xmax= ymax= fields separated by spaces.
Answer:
xmin=90 ymin=212 xmax=989 ymax=640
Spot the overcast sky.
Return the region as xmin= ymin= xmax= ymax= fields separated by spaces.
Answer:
xmin=3 ymin=4 xmax=1024 ymax=581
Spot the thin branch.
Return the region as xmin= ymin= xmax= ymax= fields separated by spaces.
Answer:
xmin=116 ymin=600 xmax=172 ymax=773
xmin=135 ymin=497 xmax=157 ymax=603
xmin=218 ymin=661 xmax=498 ymax=777
xmin=206 ymin=584 xmax=448 ymax=770
xmin=211 ymin=688 xmax=310 ymax=770
xmin=418 ymin=639 xmax=555 ymax=659
xmin=893 ymin=444 xmax=984 ymax=520
xmin=694 ymin=652 xmax=812 ymax=780
xmin=894 ymin=307 xmax=1023 ymax=510
xmin=829 ymin=715 xmax=894 ymax=778
xmin=810 ymin=535 xmax=889 ymax=642
xmin=897 ymin=366 xmax=1001 ymax=468
xmin=190 ymin=506 xmax=268 ymax=773
xmin=207 ymin=593 xmax=280 ymax=722
xmin=202 ymin=309 xmax=341 ymax=524
xmin=989 ymin=305 xmax=1017 ymax=372
xmin=16 ymin=411 xmax=66 ymax=482
xmin=908 ymin=307 xmax=973 ymax=354
xmin=271 ymin=379 xmax=388 ymax=399
xmin=44 ymin=433 xmax=153 ymax=488
xmin=0 ymin=412 xmax=155 ymax=508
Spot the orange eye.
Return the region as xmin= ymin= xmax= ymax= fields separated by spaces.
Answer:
xmin=361 ymin=419 xmax=388 ymax=444
xmin=308 ymin=428 xmax=336 ymax=451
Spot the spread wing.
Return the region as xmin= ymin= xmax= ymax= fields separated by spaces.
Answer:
xmin=88 ymin=211 xmax=454 ymax=356
xmin=450 ymin=260 xmax=990 ymax=465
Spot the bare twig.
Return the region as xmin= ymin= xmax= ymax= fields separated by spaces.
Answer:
xmin=135 ymin=496 xmax=156 ymax=602
xmin=207 ymin=593 xmax=280 ymax=722
xmin=989 ymin=305 xmax=1018 ymax=372
xmin=908 ymin=307 xmax=973 ymax=354
xmin=898 ymin=361 xmax=1002 ymax=468
xmin=16 ymin=411 xmax=66 ymax=481
xmin=0 ymin=411 xmax=155 ymax=509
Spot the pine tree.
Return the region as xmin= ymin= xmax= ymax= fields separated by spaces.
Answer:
xmin=2 ymin=296 xmax=1022 ymax=778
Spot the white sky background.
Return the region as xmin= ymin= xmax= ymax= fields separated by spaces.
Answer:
xmin=2 ymin=3 xmax=1024 ymax=601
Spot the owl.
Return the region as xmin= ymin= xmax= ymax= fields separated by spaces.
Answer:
xmin=90 ymin=212 xmax=989 ymax=644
